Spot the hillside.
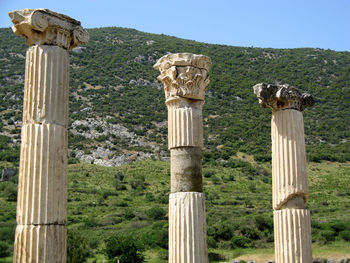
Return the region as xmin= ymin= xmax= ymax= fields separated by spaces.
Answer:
xmin=0 ymin=27 xmax=350 ymax=166
xmin=1 ymin=160 xmax=350 ymax=262
xmin=0 ymin=27 xmax=350 ymax=262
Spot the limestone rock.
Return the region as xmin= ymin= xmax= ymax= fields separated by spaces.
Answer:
xmin=1 ymin=168 xmax=16 ymax=181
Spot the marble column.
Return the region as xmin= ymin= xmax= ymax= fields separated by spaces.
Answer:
xmin=253 ymin=83 xmax=314 ymax=263
xmin=154 ymin=53 xmax=211 ymax=263
xmin=9 ymin=9 xmax=89 ymax=263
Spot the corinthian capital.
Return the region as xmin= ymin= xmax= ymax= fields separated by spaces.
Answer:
xmin=253 ymin=83 xmax=314 ymax=111
xmin=154 ymin=53 xmax=211 ymax=101
xmin=9 ymin=9 xmax=89 ymax=50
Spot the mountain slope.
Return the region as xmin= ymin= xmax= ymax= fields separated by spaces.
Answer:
xmin=0 ymin=27 xmax=349 ymax=165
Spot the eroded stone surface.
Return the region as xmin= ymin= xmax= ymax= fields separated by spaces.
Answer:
xmin=154 ymin=53 xmax=211 ymax=101
xmin=155 ymin=53 xmax=210 ymax=262
xmin=171 ymin=147 xmax=202 ymax=192
xmin=10 ymin=8 xmax=88 ymax=262
xmin=274 ymin=209 xmax=312 ymax=262
xmin=23 ymin=45 xmax=69 ymax=126
xmin=253 ymin=83 xmax=314 ymax=111
xmin=167 ymin=97 xmax=203 ymax=149
xmin=14 ymin=225 xmax=66 ymax=263
xmin=9 ymin=9 xmax=89 ymax=50
xmin=271 ymin=109 xmax=308 ymax=209
xmin=254 ymin=83 xmax=313 ymax=262
xmin=169 ymin=192 xmax=208 ymax=263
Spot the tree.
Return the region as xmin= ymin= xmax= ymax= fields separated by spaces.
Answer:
xmin=104 ymin=235 xmax=145 ymax=263
xmin=67 ymin=229 xmax=91 ymax=263
xmin=0 ymin=241 xmax=10 ymax=258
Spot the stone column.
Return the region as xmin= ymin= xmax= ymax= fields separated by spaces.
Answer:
xmin=253 ymin=83 xmax=314 ymax=263
xmin=9 ymin=9 xmax=89 ymax=263
xmin=154 ymin=53 xmax=211 ymax=263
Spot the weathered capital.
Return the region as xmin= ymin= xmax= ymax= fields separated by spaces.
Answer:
xmin=9 ymin=9 xmax=89 ymax=50
xmin=253 ymin=83 xmax=314 ymax=111
xmin=154 ymin=53 xmax=211 ymax=101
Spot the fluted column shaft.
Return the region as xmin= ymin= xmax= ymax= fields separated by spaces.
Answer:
xmin=253 ymin=83 xmax=314 ymax=263
xmin=154 ymin=53 xmax=211 ymax=263
xmin=168 ymin=98 xmax=208 ymax=263
xmin=272 ymin=110 xmax=312 ymax=263
xmin=14 ymin=45 xmax=69 ymax=263
xmin=9 ymin=9 xmax=89 ymax=263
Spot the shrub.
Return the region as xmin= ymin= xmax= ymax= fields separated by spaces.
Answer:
xmin=104 ymin=235 xmax=145 ymax=263
xmin=254 ymin=215 xmax=273 ymax=231
xmin=203 ymin=170 xmax=215 ymax=178
xmin=115 ymin=171 xmax=125 ymax=181
xmin=339 ymin=230 xmax=350 ymax=242
xmin=4 ymin=183 xmax=17 ymax=202
xmin=240 ymin=226 xmax=260 ymax=240
xmin=129 ymin=175 xmax=146 ymax=190
xmin=231 ymin=236 xmax=252 ymax=248
xmin=0 ymin=241 xmax=10 ymax=258
xmin=124 ymin=210 xmax=135 ymax=220
xmin=146 ymin=207 xmax=166 ymax=220
xmin=208 ymin=252 xmax=225 ymax=262
xmin=145 ymin=193 xmax=155 ymax=202
xmin=318 ymin=230 xmax=335 ymax=244
xmin=67 ymin=229 xmax=91 ymax=263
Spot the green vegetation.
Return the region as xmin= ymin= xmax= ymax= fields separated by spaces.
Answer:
xmin=1 ymin=160 xmax=350 ymax=262
xmin=0 ymin=27 xmax=350 ymax=164
xmin=0 ymin=26 xmax=350 ymax=261
xmin=105 ymin=235 xmax=145 ymax=263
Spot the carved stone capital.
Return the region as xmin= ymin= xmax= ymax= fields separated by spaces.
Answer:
xmin=9 ymin=9 xmax=89 ymax=50
xmin=253 ymin=83 xmax=314 ymax=111
xmin=154 ymin=53 xmax=211 ymax=101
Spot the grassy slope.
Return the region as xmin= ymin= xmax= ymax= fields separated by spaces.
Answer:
xmin=1 ymin=159 xmax=350 ymax=262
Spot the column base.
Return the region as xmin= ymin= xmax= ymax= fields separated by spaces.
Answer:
xmin=13 ymin=225 xmax=66 ymax=263
xmin=274 ymin=209 xmax=312 ymax=263
xmin=169 ymin=192 xmax=208 ymax=263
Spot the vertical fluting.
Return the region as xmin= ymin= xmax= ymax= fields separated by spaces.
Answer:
xmin=253 ymin=83 xmax=314 ymax=263
xmin=167 ymin=99 xmax=208 ymax=263
xmin=13 ymin=225 xmax=66 ymax=263
xmin=14 ymin=45 xmax=68 ymax=263
xmin=169 ymin=192 xmax=208 ymax=263
xmin=274 ymin=209 xmax=312 ymax=263
xmin=154 ymin=53 xmax=211 ymax=263
xmin=23 ymin=46 xmax=69 ymax=126
xmin=271 ymin=110 xmax=308 ymax=209
xmin=271 ymin=109 xmax=312 ymax=263
xmin=167 ymin=100 xmax=203 ymax=149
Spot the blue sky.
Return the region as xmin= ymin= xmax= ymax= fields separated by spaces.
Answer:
xmin=1 ymin=0 xmax=349 ymax=51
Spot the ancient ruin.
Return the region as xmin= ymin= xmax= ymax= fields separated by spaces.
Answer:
xmin=253 ymin=83 xmax=314 ymax=262
xmin=154 ymin=53 xmax=211 ymax=263
xmin=9 ymin=9 xmax=88 ymax=262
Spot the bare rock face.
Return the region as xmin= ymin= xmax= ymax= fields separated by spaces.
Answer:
xmin=1 ymin=168 xmax=16 ymax=181
xmin=253 ymin=83 xmax=314 ymax=111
